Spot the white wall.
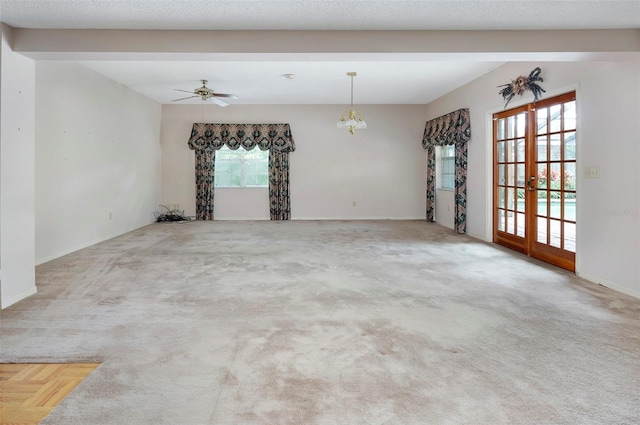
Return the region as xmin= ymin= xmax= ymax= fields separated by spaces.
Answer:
xmin=0 ymin=24 xmax=37 ymax=308
xmin=426 ymin=59 xmax=640 ymax=298
xmin=35 ymin=61 xmax=162 ymax=264
xmin=161 ymin=104 xmax=428 ymax=220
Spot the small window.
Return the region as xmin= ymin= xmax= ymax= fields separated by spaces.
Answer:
xmin=440 ymin=145 xmax=455 ymax=190
xmin=214 ymin=146 xmax=269 ymax=188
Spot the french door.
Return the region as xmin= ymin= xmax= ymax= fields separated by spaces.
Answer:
xmin=493 ymin=92 xmax=576 ymax=272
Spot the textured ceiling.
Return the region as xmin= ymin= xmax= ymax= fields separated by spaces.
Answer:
xmin=1 ymin=0 xmax=638 ymax=105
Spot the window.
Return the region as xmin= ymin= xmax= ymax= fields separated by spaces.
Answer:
xmin=440 ymin=145 xmax=455 ymax=190
xmin=214 ymin=146 xmax=269 ymax=188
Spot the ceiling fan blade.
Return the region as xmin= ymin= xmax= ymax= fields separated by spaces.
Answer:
xmin=209 ymin=97 xmax=230 ymax=107
xmin=212 ymin=93 xmax=238 ymax=99
xmin=172 ymin=95 xmax=199 ymax=102
xmin=174 ymin=89 xmax=195 ymax=94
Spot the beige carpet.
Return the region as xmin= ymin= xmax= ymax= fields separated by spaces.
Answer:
xmin=0 ymin=220 xmax=638 ymax=424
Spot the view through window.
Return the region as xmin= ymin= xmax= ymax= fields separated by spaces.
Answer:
xmin=214 ymin=146 xmax=269 ymax=187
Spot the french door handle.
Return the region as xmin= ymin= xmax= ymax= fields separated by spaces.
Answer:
xmin=526 ymin=176 xmax=536 ymax=191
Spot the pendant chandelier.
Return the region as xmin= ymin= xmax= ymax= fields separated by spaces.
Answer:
xmin=336 ymin=72 xmax=367 ymax=135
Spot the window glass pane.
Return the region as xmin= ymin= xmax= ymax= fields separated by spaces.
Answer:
xmin=498 ymin=187 xmax=505 ymax=208
xmin=564 ymin=101 xmax=576 ymax=131
xmin=564 ymin=132 xmax=576 ymax=160
xmin=498 ymin=209 xmax=505 ymax=231
xmin=215 ymin=175 xmax=231 ymax=187
xmin=214 ymin=146 xmax=268 ymax=187
xmin=497 ymin=164 xmax=505 ymax=185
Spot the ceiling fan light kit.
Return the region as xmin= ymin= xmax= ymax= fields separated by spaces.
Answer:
xmin=337 ymin=72 xmax=367 ymax=135
xmin=172 ymin=79 xmax=238 ymax=107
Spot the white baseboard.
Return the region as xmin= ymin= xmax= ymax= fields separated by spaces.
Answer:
xmin=1 ymin=286 xmax=37 ymax=309
xmin=291 ymin=216 xmax=425 ymax=220
xmin=577 ymin=272 xmax=640 ymax=300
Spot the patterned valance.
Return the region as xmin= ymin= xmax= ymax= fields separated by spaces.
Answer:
xmin=422 ymin=108 xmax=471 ymax=149
xmin=188 ymin=123 xmax=296 ymax=153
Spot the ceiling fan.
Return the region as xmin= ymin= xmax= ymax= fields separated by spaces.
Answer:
xmin=172 ymin=79 xmax=238 ymax=107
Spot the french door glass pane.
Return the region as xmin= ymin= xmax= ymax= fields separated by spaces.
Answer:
xmin=537 ymin=217 xmax=548 ymax=244
xmin=497 ymin=119 xmax=506 ymax=139
xmin=549 ymin=193 xmax=562 ymax=219
xmin=507 ymin=211 xmax=515 ymax=233
xmin=498 ymin=164 xmax=505 ymax=185
xmin=506 ymin=140 xmax=514 ymax=161
xmin=516 ymin=113 xmax=526 ymax=137
xmin=516 ymin=191 xmax=525 ymax=211
xmin=550 ymin=104 xmax=562 ymax=133
xmin=498 ymin=209 xmax=505 ymax=231
xmin=497 ymin=141 xmax=505 ymax=162
xmin=564 ymin=132 xmax=576 ymax=160
xmin=498 ymin=187 xmax=505 ymax=208
xmin=507 ymin=116 xmax=516 ymax=138
xmin=564 ymin=101 xmax=577 ymax=131
xmin=537 ymin=136 xmax=547 ymax=161
xmin=507 ymin=164 xmax=515 ymax=186
xmin=564 ymin=163 xmax=576 ymax=190
xmin=517 ymin=164 xmax=525 ymax=187
xmin=537 ymin=164 xmax=547 ymax=188
xmin=550 ymin=134 xmax=562 ymax=160
xmin=517 ymin=213 xmax=525 ymax=237
xmin=564 ymin=193 xmax=576 ymax=221
xmin=517 ymin=138 xmax=525 ymax=160
xmin=538 ymin=191 xmax=549 ymax=216
xmin=537 ymin=107 xmax=548 ymax=133
xmin=507 ymin=187 xmax=515 ymax=210
xmin=564 ymin=222 xmax=576 ymax=252
xmin=550 ymin=163 xmax=562 ymax=188
xmin=550 ymin=219 xmax=562 ymax=248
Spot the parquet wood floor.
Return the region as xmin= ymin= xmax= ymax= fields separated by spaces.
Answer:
xmin=0 ymin=363 xmax=99 ymax=425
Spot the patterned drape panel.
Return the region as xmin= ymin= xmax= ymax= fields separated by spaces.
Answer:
xmin=422 ymin=108 xmax=471 ymax=234
xmin=195 ymin=149 xmax=215 ymax=220
xmin=187 ymin=123 xmax=296 ymax=221
xmin=268 ymin=150 xmax=291 ymax=220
